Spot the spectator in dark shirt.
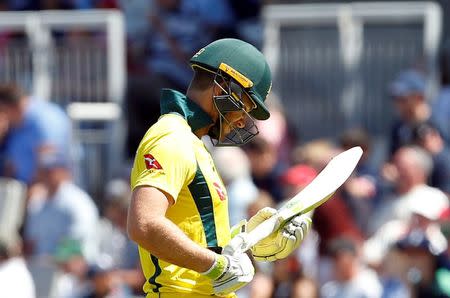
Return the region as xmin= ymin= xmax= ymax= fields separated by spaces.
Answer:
xmin=431 ymin=42 xmax=450 ymax=144
xmin=339 ymin=128 xmax=382 ymax=235
xmin=388 ymin=69 xmax=432 ymax=156
xmin=243 ymin=135 xmax=287 ymax=203
xmin=412 ymin=121 xmax=450 ymax=196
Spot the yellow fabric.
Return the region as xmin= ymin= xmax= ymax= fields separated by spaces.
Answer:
xmin=130 ymin=114 xmax=232 ymax=296
xmin=146 ymin=292 xmax=237 ymax=298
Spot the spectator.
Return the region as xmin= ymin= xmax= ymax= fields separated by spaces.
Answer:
xmin=431 ymin=42 xmax=450 ymax=144
xmin=388 ymin=69 xmax=433 ymax=155
xmin=0 ymin=103 xmax=9 ymax=173
xmin=434 ymin=214 xmax=450 ymax=297
xmin=280 ymin=164 xmax=317 ymax=202
xmin=0 ymin=84 xmax=71 ymax=185
xmin=412 ymin=121 xmax=450 ymax=196
xmin=378 ymin=247 xmax=410 ymax=298
xmin=394 ymin=231 xmax=443 ymax=297
xmin=339 ymin=128 xmax=381 ymax=235
xmin=291 ymin=139 xmax=338 ymax=172
xmin=369 ymin=145 xmax=449 ymax=235
xmin=147 ymin=0 xmax=233 ymax=89
xmin=243 ymin=135 xmax=287 ymax=203
xmin=0 ymin=236 xmax=35 ymax=298
xmin=248 ymin=272 xmax=273 ymax=298
xmin=24 ymin=150 xmax=99 ymax=262
xmin=272 ymin=253 xmax=319 ymax=298
xmin=256 ymin=93 xmax=297 ymax=165
xmin=89 ymin=178 xmax=144 ymax=297
xmin=211 ymin=146 xmax=258 ymax=226
xmin=52 ymin=238 xmax=92 ymax=297
xmin=321 ymin=237 xmax=382 ymax=298
xmin=365 ymin=179 xmax=448 ymax=255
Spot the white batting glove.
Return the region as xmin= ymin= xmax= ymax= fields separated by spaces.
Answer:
xmin=201 ymin=235 xmax=254 ymax=296
xmin=247 ymin=207 xmax=312 ymax=262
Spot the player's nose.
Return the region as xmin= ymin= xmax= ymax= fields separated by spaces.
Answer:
xmin=234 ymin=117 xmax=245 ymax=129
xmin=235 ymin=118 xmax=245 ymax=128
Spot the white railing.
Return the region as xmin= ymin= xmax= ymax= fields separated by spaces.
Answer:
xmin=263 ymin=2 xmax=442 ymax=139
xmin=0 ymin=10 xmax=126 ymax=197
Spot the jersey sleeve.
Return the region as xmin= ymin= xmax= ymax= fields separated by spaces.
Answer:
xmin=130 ymin=131 xmax=197 ymax=203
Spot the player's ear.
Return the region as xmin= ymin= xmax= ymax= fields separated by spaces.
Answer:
xmin=212 ymin=81 xmax=225 ymax=97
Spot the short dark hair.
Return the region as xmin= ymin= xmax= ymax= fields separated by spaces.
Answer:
xmin=189 ymin=68 xmax=215 ymax=91
xmin=339 ymin=127 xmax=371 ymax=153
xmin=327 ymin=237 xmax=357 ymax=258
xmin=0 ymin=84 xmax=24 ymax=105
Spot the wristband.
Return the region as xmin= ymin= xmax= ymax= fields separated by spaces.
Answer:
xmin=201 ymin=254 xmax=229 ymax=280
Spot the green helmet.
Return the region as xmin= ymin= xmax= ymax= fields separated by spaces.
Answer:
xmin=190 ymin=38 xmax=272 ymax=120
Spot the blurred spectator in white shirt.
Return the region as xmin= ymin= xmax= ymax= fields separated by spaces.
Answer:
xmin=0 ymin=236 xmax=35 ymax=298
xmin=369 ymin=146 xmax=448 ymax=235
xmin=24 ymin=150 xmax=99 ymax=263
xmin=321 ymin=237 xmax=382 ymax=298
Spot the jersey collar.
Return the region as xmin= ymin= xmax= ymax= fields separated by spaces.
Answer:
xmin=160 ymin=88 xmax=214 ymax=132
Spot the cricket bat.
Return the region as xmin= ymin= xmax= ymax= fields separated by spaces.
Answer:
xmin=243 ymin=146 xmax=363 ymax=251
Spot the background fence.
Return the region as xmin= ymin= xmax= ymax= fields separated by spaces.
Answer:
xmin=263 ymin=1 xmax=442 ymax=147
xmin=0 ymin=10 xmax=126 ymax=199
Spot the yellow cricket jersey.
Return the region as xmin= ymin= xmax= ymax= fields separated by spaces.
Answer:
xmin=130 ymin=89 xmax=234 ymax=297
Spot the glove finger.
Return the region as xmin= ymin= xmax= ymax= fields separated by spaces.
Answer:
xmin=223 ymin=233 xmax=248 ymax=256
xmin=247 ymin=207 xmax=278 ymax=231
xmin=275 ymin=234 xmax=297 ymax=260
xmin=290 ymin=214 xmax=311 ymax=227
xmin=255 ymin=207 xmax=278 ymax=221
xmin=291 ymin=216 xmax=311 ymax=247
xmin=274 ymin=219 xmax=307 ymax=260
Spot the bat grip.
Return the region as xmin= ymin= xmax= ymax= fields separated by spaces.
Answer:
xmin=243 ymin=216 xmax=279 ymax=251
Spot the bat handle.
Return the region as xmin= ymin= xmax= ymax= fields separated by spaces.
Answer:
xmin=242 ymin=216 xmax=279 ymax=252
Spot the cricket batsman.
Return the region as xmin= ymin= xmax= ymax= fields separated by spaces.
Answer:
xmin=127 ymin=38 xmax=312 ymax=297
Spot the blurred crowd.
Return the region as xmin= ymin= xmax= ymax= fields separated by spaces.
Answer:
xmin=0 ymin=1 xmax=450 ymax=298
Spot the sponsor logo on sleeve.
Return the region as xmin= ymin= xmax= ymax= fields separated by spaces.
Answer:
xmin=213 ymin=182 xmax=226 ymax=201
xmin=144 ymin=154 xmax=163 ymax=170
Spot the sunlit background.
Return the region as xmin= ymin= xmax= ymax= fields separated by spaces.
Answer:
xmin=0 ymin=0 xmax=449 ymax=297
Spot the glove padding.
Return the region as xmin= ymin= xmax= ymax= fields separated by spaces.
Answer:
xmin=202 ymin=234 xmax=254 ymax=296
xmin=247 ymin=207 xmax=312 ymax=262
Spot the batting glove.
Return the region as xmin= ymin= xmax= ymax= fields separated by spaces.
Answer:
xmin=201 ymin=235 xmax=254 ymax=296
xmin=247 ymin=207 xmax=312 ymax=262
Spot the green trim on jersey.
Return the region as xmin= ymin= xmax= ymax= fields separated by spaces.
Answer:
xmin=149 ymin=254 xmax=163 ymax=292
xmin=131 ymin=105 xmax=232 ymax=295
xmin=159 ymin=88 xmax=213 ymax=133
xmin=188 ymin=164 xmax=218 ymax=247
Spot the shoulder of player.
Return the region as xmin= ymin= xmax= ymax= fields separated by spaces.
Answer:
xmin=149 ymin=114 xmax=192 ymax=139
xmin=139 ymin=114 xmax=197 ymax=162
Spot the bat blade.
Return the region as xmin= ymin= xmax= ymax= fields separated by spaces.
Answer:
xmin=244 ymin=146 xmax=363 ymax=250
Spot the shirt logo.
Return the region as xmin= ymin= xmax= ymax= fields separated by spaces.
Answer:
xmin=213 ymin=182 xmax=226 ymax=201
xmin=144 ymin=154 xmax=162 ymax=170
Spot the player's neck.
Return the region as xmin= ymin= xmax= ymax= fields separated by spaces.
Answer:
xmin=187 ymin=88 xmax=218 ymax=138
